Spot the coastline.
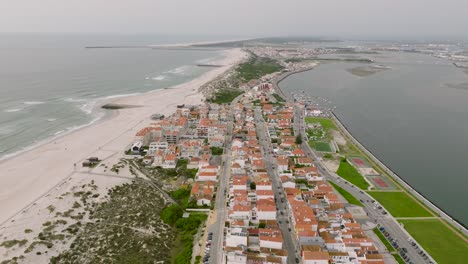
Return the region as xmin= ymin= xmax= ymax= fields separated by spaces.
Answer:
xmin=0 ymin=48 xmax=247 ymax=226
xmin=274 ymin=66 xmax=468 ymax=235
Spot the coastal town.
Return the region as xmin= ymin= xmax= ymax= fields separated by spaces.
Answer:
xmin=1 ymin=43 xmax=467 ymax=264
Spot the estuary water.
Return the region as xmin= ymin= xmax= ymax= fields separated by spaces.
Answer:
xmin=0 ymin=34 xmax=226 ymax=159
xmin=280 ymin=52 xmax=468 ymax=226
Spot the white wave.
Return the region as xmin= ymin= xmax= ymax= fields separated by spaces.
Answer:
xmin=104 ymin=93 xmax=141 ymax=100
xmin=145 ymin=77 xmax=150 ymax=80
xmin=24 ymin=101 xmax=45 ymax=105
xmin=64 ymin=97 xmax=87 ymax=103
xmin=167 ymin=66 xmax=190 ymax=75
xmin=152 ymin=75 xmax=166 ymax=81
xmin=54 ymin=130 xmax=65 ymax=135
xmin=80 ymin=99 xmax=98 ymax=115
xmin=0 ymin=111 xmax=106 ymax=162
xmin=47 ymin=118 xmax=57 ymax=122
xmin=196 ymin=57 xmax=218 ymax=64
xmin=4 ymin=108 xmax=23 ymax=113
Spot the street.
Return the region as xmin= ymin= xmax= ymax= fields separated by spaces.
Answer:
xmin=254 ymin=106 xmax=298 ymax=264
xmin=209 ymin=95 xmax=241 ymax=264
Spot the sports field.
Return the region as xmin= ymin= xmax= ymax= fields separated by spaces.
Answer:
xmin=348 ymin=156 xmax=371 ymax=168
xmin=336 ymin=160 xmax=370 ymax=190
xmin=367 ymin=191 xmax=432 ymax=217
xmin=304 ymin=117 xmax=336 ymax=131
xmin=399 ymin=219 xmax=468 ymax=264
xmin=367 ymin=175 xmax=397 ymax=190
xmin=312 ymin=141 xmax=332 ymax=152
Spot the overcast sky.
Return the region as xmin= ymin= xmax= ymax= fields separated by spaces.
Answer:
xmin=1 ymin=0 xmax=467 ymax=40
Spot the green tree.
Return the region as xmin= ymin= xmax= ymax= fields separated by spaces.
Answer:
xmin=160 ymin=205 xmax=183 ymax=225
xmin=295 ymin=134 xmax=303 ymax=145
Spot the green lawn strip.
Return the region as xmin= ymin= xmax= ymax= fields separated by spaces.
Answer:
xmin=399 ymin=219 xmax=468 ymax=264
xmin=392 ymin=254 xmax=406 ymax=264
xmin=329 ymin=181 xmax=362 ymax=206
xmin=313 ymin=141 xmax=332 ymax=152
xmin=368 ymin=191 xmax=431 ymax=217
xmin=336 ymin=160 xmax=370 ymax=190
xmin=304 ymin=117 xmax=336 ymax=131
xmin=373 ymin=227 xmax=393 ymax=252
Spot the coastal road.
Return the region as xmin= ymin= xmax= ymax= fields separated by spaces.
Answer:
xmin=292 ymin=105 xmax=435 ymax=264
xmin=254 ymin=106 xmax=298 ymax=264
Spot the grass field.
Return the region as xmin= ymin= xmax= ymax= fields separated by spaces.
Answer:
xmin=311 ymin=141 xmax=332 ymax=152
xmin=329 ymin=181 xmax=362 ymax=206
xmin=336 ymin=160 xmax=370 ymax=190
xmin=367 ymin=191 xmax=431 ymax=217
xmin=399 ymin=219 xmax=468 ymax=264
xmin=304 ymin=117 xmax=336 ymax=131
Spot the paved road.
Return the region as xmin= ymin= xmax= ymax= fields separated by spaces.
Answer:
xmin=254 ymin=106 xmax=298 ymax=264
xmin=292 ymin=106 xmax=436 ymax=264
xmin=209 ymin=96 xmax=241 ymax=264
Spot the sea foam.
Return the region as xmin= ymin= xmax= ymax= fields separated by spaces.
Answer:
xmin=4 ymin=108 xmax=23 ymax=113
xmin=152 ymin=75 xmax=166 ymax=81
xmin=24 ymin=101 xmax=45 ymax=105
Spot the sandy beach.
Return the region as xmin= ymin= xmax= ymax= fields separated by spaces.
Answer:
xmin=0 ymin=48 xmax=246 ymax=228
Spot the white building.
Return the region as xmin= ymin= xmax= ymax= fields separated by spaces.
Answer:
xmin=225 ymin=227 xmax=248 ymax=248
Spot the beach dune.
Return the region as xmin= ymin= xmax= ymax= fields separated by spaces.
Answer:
xmin=0 ymin=48 xmax=246 ymax=226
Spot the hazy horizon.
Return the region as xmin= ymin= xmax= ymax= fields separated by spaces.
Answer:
xmin=1 ymin=0 xmax=468 ymax=41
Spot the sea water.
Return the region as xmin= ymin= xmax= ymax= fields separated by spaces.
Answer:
xmin=0 ymin=34 xmax=227 ymax=159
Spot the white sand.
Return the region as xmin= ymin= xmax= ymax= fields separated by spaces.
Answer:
xmin=0 ymin=48 xmax=247 ymax=228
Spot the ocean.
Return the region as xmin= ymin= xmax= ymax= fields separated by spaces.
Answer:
xmin=0 ymin=34 xmax=228 ymax=159
xmin=280 ymin=49 xmax=468 ymax=226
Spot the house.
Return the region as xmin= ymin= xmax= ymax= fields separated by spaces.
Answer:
xmin=256 ymin=199 xmax=277 ymax=220
xmin=232 ymin=176 xmax=248 ymax=190
xmin=296 ymin=157 xmax=314 ymax=167
xmin=256 ymin=181 xmax=272 ymax=191
xmin=148 ymin=140 xmax=168 ymax=155
xmin=256 ymin=190 xmax=274 ymax=201
xmin=179 ymin=139 xmax=202 ymax=158
xmin=281 ymin=176 xmax=296 ymax=189
xmin=187 ymin=157 xmax=200 ymax=169
xmin=292 ymin=148 xmax=306 ymax=157
xmin=196 ymin=165 xmax=219 ymax=182
xmin=163 ymin=153 xmax=177 ymax=168
xmin=276 ymin=157 xmax=289 ymax=172
xmin=225 ymin=227 xmax=248 ymax=247
xmin=259 ymin=229 xmax=283 ymax=250
xmin=163 ymin=130 xmax=179 ymax=144
xmin=302 ymin=251 xmax=329 ymax=264
xmin=191 ymin=182 xmax=215 ymax=206
xmin=230 ymin=204 xmax=251 ymax=220
xmin=136 ymin=127 xmax=162 ymax=144
xmin=151 ymin=150 xmax=164 ymax=167
xmin=197 ymin=118 xmax=210 ymax=137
